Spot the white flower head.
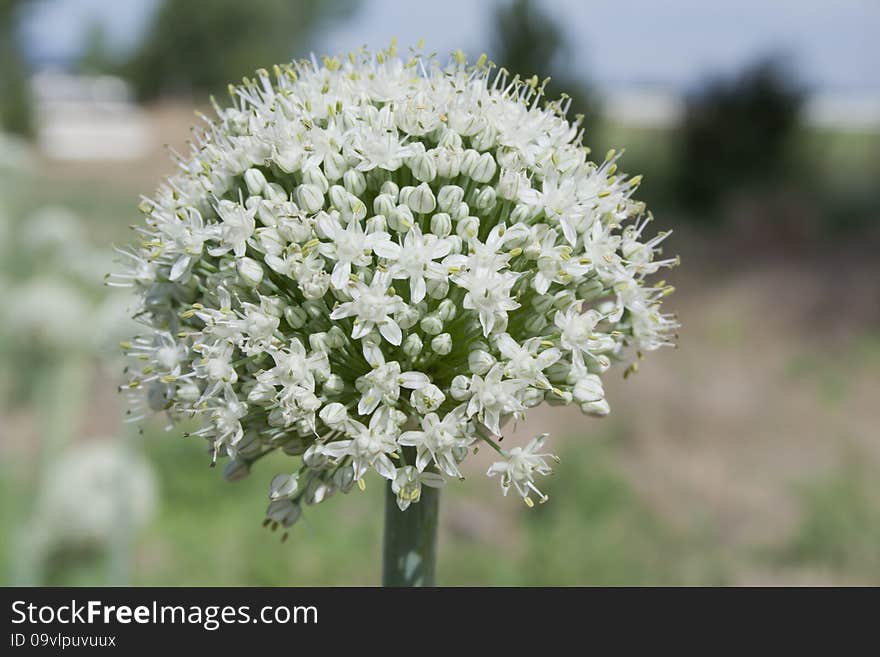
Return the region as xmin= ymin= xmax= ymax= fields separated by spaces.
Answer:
xmin=117 ymin=44 xmax=678 ymax=529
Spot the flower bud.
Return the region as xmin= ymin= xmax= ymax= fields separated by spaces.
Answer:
xmin=437 ymin=185 xmax=464 ymax=212
xmin=244 ymin=168 xmax=267 ymax=195
xmin=431 ymin=332 xmax=452 ymax=355
xmin=304 ymin=478 xmax=333 ymax=505
xmin=365 ymin=214 xmax=387 ymax=234
xmin=402 ymin=333 xmax=423 ymax=358
xmin=380 ymin=180 xmax=399 ymax=201
xmin=284 ymin=305 xmax=308 ymax=329
xmin=303 ymin=444 xmax=329 ymax=469
xmin=581 ymin=399 xmax=611 ymax=416
xmin=323 ymin=373 xmax=345 ymax=396
xmin=274 ymin=148 xmax=302 ymax=173
xmin=408 ymin=182 xmax=436 ymax=214
xmin=395 ymin=304 xmax=421 ymax=330
xmin=268 ymin=408 xmax=285 ymax=427
xmin=430 ymin=212 xmax=452 ymax=237
xmin=460 ymin=149 xmax=479 ymax=177
xmin=497 ymin=168 xmax=525 ymax=200
xmin=521 ymin=387 xmax=546 ymax=408
xmin=573 ymin=374 xmax=604 ymax=401
xmin=474 ymin=186 xmax=497 ymax=211
xmin=374 ymin=193 xmax=396 ymax=218
xmin=390 ymin=408 xmax=408 ymax=426
xmin=553 ymin=290 xmax=576 ymax=309
xmin=245 ymin=195 xmax=262 ymax=212
xmin=450 ymin=374 xmax=471 ymax=400
xmin=256 ymin=201 xmax=279 ymax=227
xmin=577 ymin=278 xmax=605 ymax=301
xmin=470 ymin=152 xmax=497 ymax=183
xmin=438 ymin=128 xmax=463 ymax=150
xmin=319 ymin=402 xmax=348 ymax=429
xmin=323 ymin=152 xmax=346 ymax=181
xmin=236 ymin=256 xmax=263 ymax=286
xmin=390 ymin=204 xmax=414 ymax=231
xmin=510 ymin=204 xmax=533 ymax=223
xmin=471 ymin=126 xmax=497 ymax=152
xmin=447 ymin=235 xmax=463 ymax=254
xmin=266 ymin=499 xmax=301 ymax=527
xmin=468 ymin=349 xmax=495 ymax=375
xmin=531 ymin=294 xmax=554 ymax=312
xmin=425 ymin=277 xmax=449 ymax=299
xmin=327 ymin=325 xmax=347 ymax=348
xmin=269 ymin=472 xmax=299 ymax=500
xmin=296 ymin=184 xmax=324 ymax=214
xmin=437 ymin=298 xmax=457 ymax=322
xmin=420 ymin=313 xmax=443 ymax=335
xmin=264 ymin=181 xmax=287 ymax=203
xmin=329 ymin=185 xmax=348 ymax=211
xmin=457 ymin=216 xmax=479 ymax=241
xmin=434 ymin=149 xmax=461 ymax=178
xmin=302 ymin=166 xmax=329 ymax=192
xmin=309 ymin=331 xmax=330 ymax=353
xmin=246 ymin=380 xmax=275 ymax=405
xmin=333 ymin=466 xmax=355 ymax=492
xmin=451 ymin=201 xmax=470 ymax=221
xmin=343 ymin=168 xmax=367 ymax=196
xmin=410 ymin=152 xmax=437 ymax=182
xmin=338 ymin=191 xmax=367 ymax=223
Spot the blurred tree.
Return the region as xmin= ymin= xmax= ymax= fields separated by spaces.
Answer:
xmin=674 ymin=57 xmax=805 ymax=217
xmin=76 ymin=20 xmax=117 ymax=75
xmin=125 ymin=0 xmax=356 ymax=101
xmin=492 ymin=0 xmax=560 ymax=85
xmin=490 ymin=0 xmax=599 ymax=134
xmin=0 ymin=0 xmax=33 ymax=137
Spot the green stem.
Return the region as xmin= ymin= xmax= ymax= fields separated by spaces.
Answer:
xmin=382 ymin=479 xmax=439 ymax=587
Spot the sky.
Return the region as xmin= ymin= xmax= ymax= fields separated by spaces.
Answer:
xmin=19 ymin=0 xmax=880 ymax=93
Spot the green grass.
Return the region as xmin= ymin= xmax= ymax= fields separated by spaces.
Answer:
xmin=1 ymin=422 xmax=727 ymax=586
xmin=781 ymin=458 xmax=880 ymax=580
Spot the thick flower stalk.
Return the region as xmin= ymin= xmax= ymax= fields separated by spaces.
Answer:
xmin=115 ymin=44 xmax=678 ymax=539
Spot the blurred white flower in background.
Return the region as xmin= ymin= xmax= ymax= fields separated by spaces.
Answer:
xmin=23 ymin=440 xmax=158 ymax=555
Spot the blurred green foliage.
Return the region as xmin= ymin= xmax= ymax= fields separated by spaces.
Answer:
xmin=490 ymin=0 xmax=599 ymax=130
xmin=76 ymin=20 xmax=117 ymax=76
xmin=783 ymin=458 xmax=880 ymax=578
xmin=673 ymin=57 xmax=804 ymax=218
xmin=1 ymin=423 xmax=725 ymax=586
xmin=0 ymin=0 xmax=33 ymax=137
xmin=125 ymin=0 xmax=356 ymax=101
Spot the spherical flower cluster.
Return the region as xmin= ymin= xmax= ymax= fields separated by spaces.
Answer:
xmin=115 ymin=45 xmax=678 ymax=531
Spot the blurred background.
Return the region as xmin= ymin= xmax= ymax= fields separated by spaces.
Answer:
xmin=1 ymin=0 xmax=878 ymax=586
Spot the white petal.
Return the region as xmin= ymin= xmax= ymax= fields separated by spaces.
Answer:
xmin=421 ymin=472 xmax=446 ymax=488
xmin=330 ymin=261 xmax=351 ymax=290
xmin=411 ymin=275 xmax=426 ymax=303
xmin=378 ymin=319 xmax=402 ymax=345
xmin=372 ymin=240 xmax=401 ymax=259
xmin=169 ymin=256 xmax=191 ymax=281
xmin=399 ymin=371 xmax=429 ymax=389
